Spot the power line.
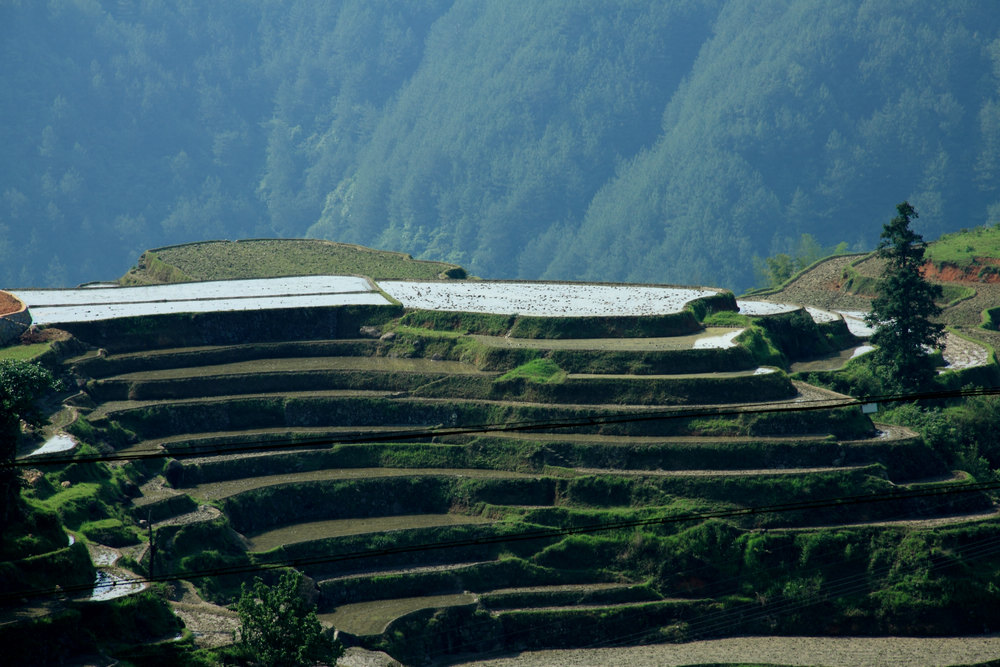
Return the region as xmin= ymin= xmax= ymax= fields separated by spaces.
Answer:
xmin=15 ymin=385 xmax=1000 ymax=468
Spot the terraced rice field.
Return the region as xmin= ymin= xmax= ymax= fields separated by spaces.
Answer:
xmin=12 ymin=276 xmax=390 ymax=324
xmin=248 ymin=514 xmax=495 ymax=551
xmin=380 ymin=281 xmax=720 ymax=316
xmin=472 ymin=329 xmax=743 ymax=350
xmin=319 ymin=593 xmax=478 ymax=636
xmin=26 ymin=277 xmax=999 ymax=664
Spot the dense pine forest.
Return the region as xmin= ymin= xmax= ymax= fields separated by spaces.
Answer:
xmin=3 ymin=0 xmax=1000 ymax=289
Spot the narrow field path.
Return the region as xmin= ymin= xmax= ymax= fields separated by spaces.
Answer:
xmin=318 ymin=593 xmax=477 ymax=636
xmin=318 ymin=560 xmax=496 ymax=584
xmin=247 ymin=514 xmax=495 ymax=551
xmin=570 ymin=465 xmax=866 ymax=478
xmin=108 ymin=355 xmax=484 ymax=380
xmin=89 ymin=389 xmax=395 ymax=419
xmin=189 ymin=467 xmax=538 ymax=501
xmin=566 ymin=368 xmax=776 ymax=380
xmin=472 ymin=329 xmax=742 ymax=351
xmin=777 ymin=507 xmax=1000 ymax=532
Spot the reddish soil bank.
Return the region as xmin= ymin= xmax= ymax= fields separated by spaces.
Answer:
xmin=921 ymin=260 xmax=1000 ymax=283
xmin=0 ymin=290 xmax=25 ymax=316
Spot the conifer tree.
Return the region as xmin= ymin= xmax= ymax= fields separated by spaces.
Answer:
xmin=864 ymin=202 xmax=944 ymax=391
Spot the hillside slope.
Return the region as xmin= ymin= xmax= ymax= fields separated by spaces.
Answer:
xmin=5 ymin=255 xmax=1000 ymax=664
xmin=3 ymin=1 xmax=1000 ymax=289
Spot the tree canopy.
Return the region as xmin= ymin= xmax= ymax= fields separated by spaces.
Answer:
xmin=865 ymin=202 xmax=944 ymax=392
xmin=3 ymin=1 xmax=1000 ymax=290
xmin=234 ymin=570 xmax=343 ymax=667
xmin=0 ymin=360 xmax=57 ymax=527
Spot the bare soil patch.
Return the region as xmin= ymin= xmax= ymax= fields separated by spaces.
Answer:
xmin=452 ymin=635 xmax=1000 ymax=667
xmin=0 ymin=290 xmax=24 ymax=315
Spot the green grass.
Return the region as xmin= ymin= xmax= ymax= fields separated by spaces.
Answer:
xmin=498 ymin=358 xmax=567 ymax=384
xmin=702 ymin=311 xmax=750 ymax=327
xmin=0 ymin=342 xmax=52 ymax=361
xmin=939 ymin=283 xmax=976 ymax=305
xmin=119 ymin=239 xmax=466 ymax=284
xmin=926 ymin=224 xmax=1000 ymax=268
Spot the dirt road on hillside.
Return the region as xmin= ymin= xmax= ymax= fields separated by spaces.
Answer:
xmin=453 ymin=635 xmax=1000 ymax=667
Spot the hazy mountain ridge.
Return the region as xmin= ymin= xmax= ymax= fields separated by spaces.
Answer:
xmin=3 ymin=0 xmax=999 ymax=289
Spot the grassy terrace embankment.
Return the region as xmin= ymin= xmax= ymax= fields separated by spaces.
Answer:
xmin=13 ymin=264 xmax=1000 ymax=665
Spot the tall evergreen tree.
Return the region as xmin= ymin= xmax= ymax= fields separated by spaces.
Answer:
xmin=865 ymin=202 xmax=944 ymax=392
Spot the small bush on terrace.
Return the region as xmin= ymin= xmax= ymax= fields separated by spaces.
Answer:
xmin=498 ymin=358 xmax=567 ymax=384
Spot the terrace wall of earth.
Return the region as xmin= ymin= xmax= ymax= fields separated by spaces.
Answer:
xmin=86 ymin=366 xmax=797 ymax=406
xmin=377 ymin=330 xmax=759 ymax=374
xmin=0 ymin=296 xmax=31 ymax=345
xmin=751 ymin=309 xmax=860 ymax=361
xmin=252 ymin=523 xmax=555 ymax=576
xmin=165 ymin=427 xmax=942 ymax=491
xmin=73 ymin=340 xmax=379 ymax=379
xmin=319 ymin=559 xmax=603 ymax=607
xmin=55 ymin=303 xmax=401 ymax=352
xmin=95 ymin=393 xmax=874 ymax=442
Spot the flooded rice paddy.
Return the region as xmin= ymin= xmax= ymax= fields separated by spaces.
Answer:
xmin=25 ymin=292 xmax=390 ymax=324
xmin=379 ymin=281 xmax=719 ymax=316
xmin=25 ymin=433 xmax=77 ymax=457
xmin=12 ymin=276 xmax=376 ymax=305
xmin=88 ymin=569 xmax=146 ymax=602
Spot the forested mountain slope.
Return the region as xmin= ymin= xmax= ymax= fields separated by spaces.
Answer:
xmin=3 ymin=0 xmax=1000 ymax=290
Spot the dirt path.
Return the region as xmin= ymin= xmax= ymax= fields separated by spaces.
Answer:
xmin=451 ymin=634 xmax=1000 ymax=667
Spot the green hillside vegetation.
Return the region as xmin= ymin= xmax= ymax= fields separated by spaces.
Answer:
xmin=6 ymin=242 xmax=1000 ymax=664
xmin=119 ymin=239 xmax=467 ymax=285
xmin=3 ymin=1 xmax=1000 ymax=290
xmin=925 ymin=224 xmax=1000 ymax=270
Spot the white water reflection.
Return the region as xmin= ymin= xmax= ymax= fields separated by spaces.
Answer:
xmin=380 ymin=281 xmax=720 ymax=317
xmin=693 ymin=329 xmax=744 ymax=349
xmin=737 ymin=301 xmax=799 ymax=316
xmin=27 ymin=434 xmax=77 ymax=457
xmin=837 ymin=311 xmax=875 ymax=338
xmin=850 ymin=345 xmax=874 ymax=359
xmin=89 ymin=569 xmax=145 ymax=601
